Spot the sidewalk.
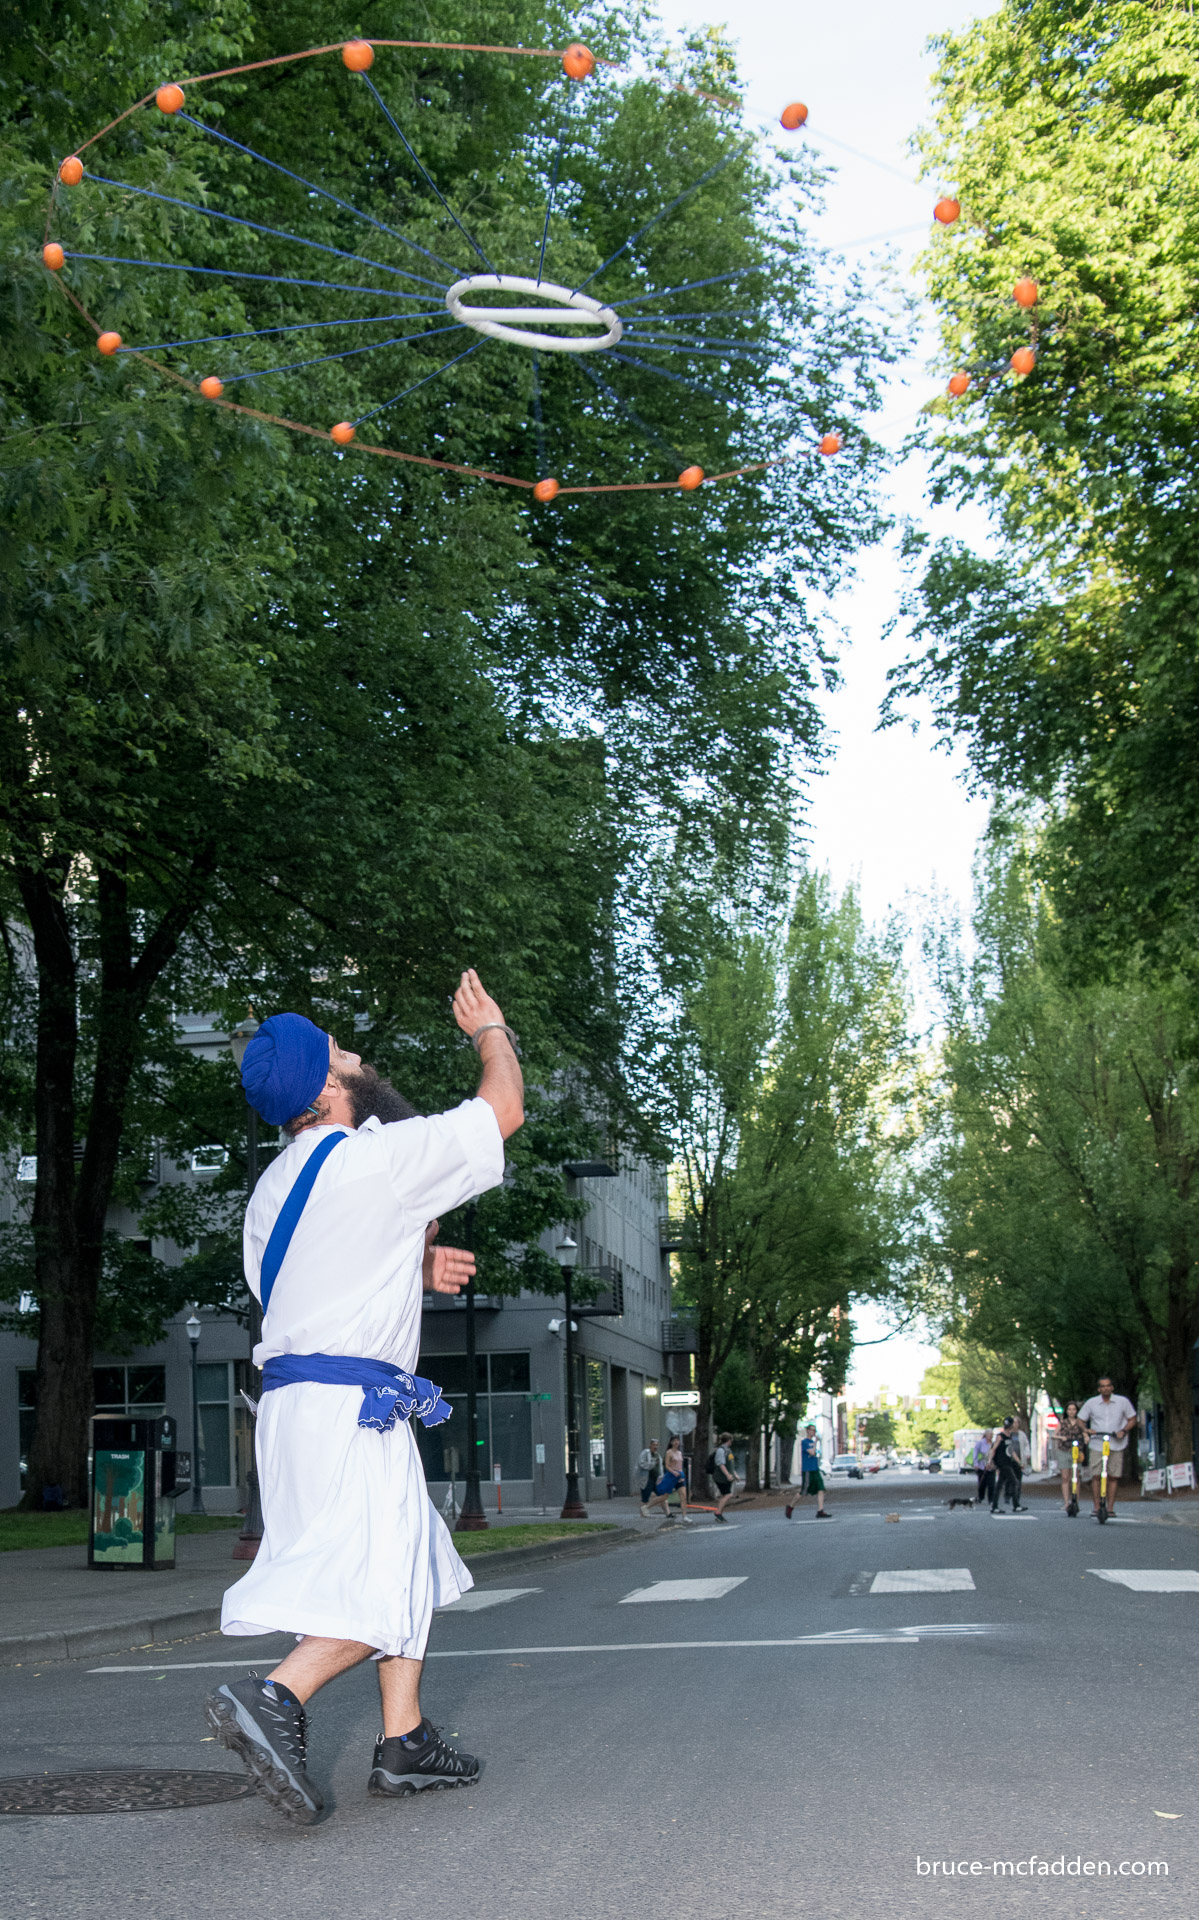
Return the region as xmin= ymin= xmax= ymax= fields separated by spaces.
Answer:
xmin=0 ymin=1512 xmax=646 ymax=1668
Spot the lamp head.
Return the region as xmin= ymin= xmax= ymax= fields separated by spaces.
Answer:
xmin=229 ymin=1009 xmax=260 ymax=1071
xmin=185 ymin=1313 xmax=201 ymax=1345
xmin=555 ymin=1234 xmax=578 ymax=1272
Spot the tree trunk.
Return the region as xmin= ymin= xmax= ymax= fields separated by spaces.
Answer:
xmin=19 ymin=865 xmax=89 ymax=1508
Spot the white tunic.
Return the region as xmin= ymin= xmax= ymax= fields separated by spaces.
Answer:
xmin=221 ymin=1098 xmax=504 ymax=1656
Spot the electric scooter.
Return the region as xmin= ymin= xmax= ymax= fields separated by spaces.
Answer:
xmin=1067 ymin=1439 xmax=1080 ymax=1517
xmin=1096 ymin=1434 xmax=1111 ymax=1523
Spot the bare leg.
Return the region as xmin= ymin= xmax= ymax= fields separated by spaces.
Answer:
xmin=1061 ymin=1469 xmax=1070 ymax=1509
xmin=268 ymin=1636 xmax=374 ymax=1702
xmin=377 ymin=1656 xmax=424 ymax=1736
xmin=816 ymin=1489 xmax=825 ymax=1513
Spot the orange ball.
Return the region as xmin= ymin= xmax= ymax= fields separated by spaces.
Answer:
xmin=342 ymin=39 xmax=374 ymax=71
xmin=199 ymin=376 xmax=224 ymax=399
xmin=58 ymin=155 xmax=84 ymax=186
xmin=819 ymin=431 xmax=842 ymax=456
xmin=562 ymin=43 xmax=595 ymax=79
xmin=1013 ymin=276 xmax=1039 ymax=308
xmin=678 ymin=465 xmax=704 ymax=491
xmin=934 ymin=197 xmax=960 ymax=225
xmin=331 ymin=421 xmax=356 ymax=445
xmin=96 ymin=331 xmax=122 ymax=355
xmin=533 ymin=477 xmax=560 ymax=503
xmin=156 ymin=84 xmax=185 ymax=114
xmin=42 ymin=242 xmax=65 ymax=271
xmin=1011 ymin=346 xmax=1036 ymax=376
xmin=780 ymin=102 xmax=808 ymax=131
xmin=947 ymin=371 xmax=970 ymax=396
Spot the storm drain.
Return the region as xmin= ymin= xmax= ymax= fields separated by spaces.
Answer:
xmin=0 ymin=1770 xmax=254 ymax=1815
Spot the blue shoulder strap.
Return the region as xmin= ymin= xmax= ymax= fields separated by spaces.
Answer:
xmin=259 ymin=1131 xmax=349 ymax=1315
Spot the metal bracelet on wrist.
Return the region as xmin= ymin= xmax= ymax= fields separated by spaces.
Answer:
xmin=470 ymin=1021 xmax=520 ymax=1056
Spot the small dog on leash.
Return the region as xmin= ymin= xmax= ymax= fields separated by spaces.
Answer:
xmin=946 ymin=1495 xmax=975 ymax=1510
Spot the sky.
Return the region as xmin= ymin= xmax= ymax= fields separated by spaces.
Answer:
xmin=651 ymin=0 xmax=990 ymax=1397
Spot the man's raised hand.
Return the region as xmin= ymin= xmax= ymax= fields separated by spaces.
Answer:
xmin=452 ymin=968 xmax=507 ymax=1041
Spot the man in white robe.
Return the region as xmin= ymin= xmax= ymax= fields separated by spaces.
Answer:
xmin=207 ymin=969 xmax=523 ymax=1823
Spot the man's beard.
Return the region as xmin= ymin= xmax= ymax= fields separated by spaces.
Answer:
xmin=339 ymin=1063 xmax=418 ymax=1127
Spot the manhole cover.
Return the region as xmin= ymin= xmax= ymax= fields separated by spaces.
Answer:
xmin=0 ymin=1770 xmax=254 ymax=1815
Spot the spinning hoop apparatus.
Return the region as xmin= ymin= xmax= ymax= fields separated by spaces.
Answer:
xmin=40 ymin=35 xmax=1011 ymax=495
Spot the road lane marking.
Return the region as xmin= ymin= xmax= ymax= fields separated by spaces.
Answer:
xmin=437 ymin=1588 xmax=541 ymax=1612
xmin=88 ymin=1624 xmax=992 ymax=1670
xmin=619 ymin=1577 xmax=747 ymax=1603
xmin=1088 ymin=1569 xmax=1199 ymax=1591
xmin=869 ymin=1568 xmax=975 ymax=1593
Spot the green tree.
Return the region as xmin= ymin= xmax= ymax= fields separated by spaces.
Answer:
xmin=891 ymin=0 xmax=1199 ymax=975
xmin=862 ymin=1410 xmax=895 ymax=1450
xmin=2 ymin=1 xmax=895 ymax=1501
xmin=928 ymin=842 xmax=1194 ymax=1460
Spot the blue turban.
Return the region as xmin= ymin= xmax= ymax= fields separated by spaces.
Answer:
xmin=240 ymin=1013 xmax=330 ymax=1127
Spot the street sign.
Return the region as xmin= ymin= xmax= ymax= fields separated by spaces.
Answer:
xmin=661 ymin=1390 xmax=700 ymax=1407
xmin=665 ymin=1409 xmax=697 ymax=1435
xmin=526 ymin=1392 xmax=552 ymax=1402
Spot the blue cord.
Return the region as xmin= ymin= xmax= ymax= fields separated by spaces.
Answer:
xmin=63 ymin=252 xmax=438 ymax=300
xmin=608 ymin=350 xmax=744 ymax=408
xmin=573 ymin=151 xmax=742 ymax=296
xmin=176 ymin=111 xmax=463 ymax=280
xmin=351 ymin=337 xmax=486 ymax=428
xmin=357 ymin=74 xmax=497 ymax=279
xmin=87 ymin=174 xmax=449 ymax=292
xmin=123 ymin=308 xmax=446 ymax=357
xmin=219 ymin=321 xmax=465 ymax=387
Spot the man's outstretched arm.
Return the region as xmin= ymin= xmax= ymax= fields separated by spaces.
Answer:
xmin=453 ymin=968 xmax=524 ymax=1139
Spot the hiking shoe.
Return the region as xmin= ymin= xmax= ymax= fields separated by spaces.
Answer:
xmin=713 ymin=1512 xmax=729 ymax=1523
xmin=368 ymin=1720 xmax=483 ymax=1796
xmin=784 ymin=1505 xmax=794 ymax=1520
xmin=816 ymin=1509 xmax=832 ymax=1519
xmin=205 ymin=1673 xmax=322 ymax=1824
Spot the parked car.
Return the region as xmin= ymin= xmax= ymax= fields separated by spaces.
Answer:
xmin=831 ymin=1453 xmax=864 ymax=1479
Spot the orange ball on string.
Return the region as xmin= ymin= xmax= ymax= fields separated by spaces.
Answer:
xmin=331 ymin=421 xmax=356 ymax=445
xmin=1011 ymin=346 xmax=1036 ymax=376
xmin=199 ymin=376 xmax=224 ymax=399
xmin=59 ymin=155 xmax=84 ymax=186
xmin=562 ymin=43 xmax=595 ymax=80
xmin=533 ymin=477 xmax=560 ymax=503
xmin=97 ymin=331 xmax=122 ymax=355
xmin=819 ymin=431 xmax=842 ymax=456
xmin=341 ymin=40 xmax=374 ymax=71
xmin=948 ymin=371 xmax=970 ymax=396
xmin=780 ymin=103 xmax=808 ymax=131
xmin=678 ymin=465 xmax=704 ymax=491
xmin=1013 ymin=277 xmax=1039 ymax=308
xmin=156 ymin=84 xmax=185 ymax=114
xmin=934 ymin=197 xmax=960 ymax=225
xmin=42 ymin=243 xmax=65 ymax=271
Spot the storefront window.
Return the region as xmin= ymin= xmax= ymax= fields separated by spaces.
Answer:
xmin=414 ymin=1351 xmax=532 ymax=1481
xmin=196 ymin=1361 xmax=231 ymax=1487
xmin=586 ymin=1359 xmax=607 ymax=1484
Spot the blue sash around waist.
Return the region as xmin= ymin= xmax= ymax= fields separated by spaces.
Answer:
xmin=261 ymin=1353 xmax=453 ymax=1432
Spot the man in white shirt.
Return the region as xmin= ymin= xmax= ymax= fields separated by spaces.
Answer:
xmin=637 ymin=1439 xmax=661 ymax=1514
xmin=207 ymin=970 xmax=522 ymax=1824
xmin=1077 ymin=1377 xmax=1138 ymax=1519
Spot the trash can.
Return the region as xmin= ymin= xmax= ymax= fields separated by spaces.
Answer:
xmin=88 ymin=1413 xmax=187 ymax=1571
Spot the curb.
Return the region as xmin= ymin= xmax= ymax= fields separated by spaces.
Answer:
xmin=0 ymin=1527 xmax=643 ymax=1668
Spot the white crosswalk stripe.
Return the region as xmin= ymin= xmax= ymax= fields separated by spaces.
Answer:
xmin=869 ymin=1568 xmax=975 ymax=1593
xmin=1088 ymin=1569 xmax=1199 ymax=1592
xmin=619 ymin=1577 xmax=747 ymax=1604
xmin=437 ymin=1587 xmax=541 ymax=1612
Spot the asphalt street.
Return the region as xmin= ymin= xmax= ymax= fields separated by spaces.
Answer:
xmin=2 ymin=1487 xmax=1196 ymax=1918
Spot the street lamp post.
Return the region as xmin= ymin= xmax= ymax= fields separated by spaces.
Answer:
xmin=557 ymin=1235 xmax=587 ymax=1519
xmin=186 ymin=1313 xmax=205 ymax=1516
xmin=229 ymin=1010 xmax=264 ymax=1560
xmin=456 ymin=1205 xmax=488 ymax=1532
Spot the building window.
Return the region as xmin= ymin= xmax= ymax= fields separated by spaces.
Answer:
xmin=415 ymin=1351 xmax=532 ymax=1482
xmin=17 ymin=1364 xmax=167 ymax=1491
xmin=196 ymin=1361 xmax=233 ymax=1487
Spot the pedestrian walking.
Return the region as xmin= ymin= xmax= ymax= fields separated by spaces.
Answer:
xmin=205 ymin=971 xmax=523 ymax=1823
xmin=785 ymin=1423 xmax=831 ymax=1519
xmin=973 ymin=1430 xmax=995 ymax=1508
xmin=644 ymin=1437 xmax=691 ymax=1521
xmin=1077 ymin=1376 xmax=1137 ymax=1519
xmin=710 ymin=1432 xmax=740 ymax=1521
xmin=637 ymin=1439 xmax=661 ymax=1516
xmin=1055 ymin=1403 xmax=1088 ymax=1512
xmin=988 ymin=1418 xmax=1023 ymax=1514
